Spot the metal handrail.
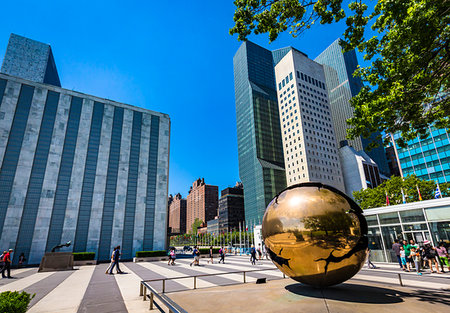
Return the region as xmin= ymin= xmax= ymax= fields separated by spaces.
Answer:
xmin=141 ymin=267 xmax=282 ymax=285
xmin=139 ymin=267 xmax=286 ymax=311
xmin=140 ymin=282 xmax=188 ymax=313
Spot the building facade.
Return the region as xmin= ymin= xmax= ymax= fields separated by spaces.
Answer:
xmin=186 ymin=178 xmax=218 ymax=232
xmin=364 ymin=197 xmax=450 ymax=262
xmin=339 ymin=143 xmax=381 ymax=198
xmin=314 ymin=39 xmax=390 ymax=175
xmin=218 ymin=182 xmax=245 ymax=233
xmin=168 ymin=193 xmax=187 ymax=234
xmin=233 ymin=41 xmax=287 ymax=224
xmin=274 ymin=48 xmax=345 ymax=191
xmin=392 ymin=128 xmax=450 ymax=184
xmin=206 ymin=218 xmax=219 ymax=235
xmin=0 ymin=34 xmax=170 ymax=264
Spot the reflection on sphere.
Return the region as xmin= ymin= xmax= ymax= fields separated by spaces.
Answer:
xmin=262 ymin=182 xmax=368 ymax=287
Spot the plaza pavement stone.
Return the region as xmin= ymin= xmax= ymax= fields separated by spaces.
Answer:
xmin=0 ymin=256 xmax=447 ymax=312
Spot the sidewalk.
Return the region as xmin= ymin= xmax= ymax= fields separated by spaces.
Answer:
xmin=168 ymin=275 xmax=450 ymax=313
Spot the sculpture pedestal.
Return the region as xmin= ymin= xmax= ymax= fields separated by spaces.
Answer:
xmin=39 ymin=252 xmax=73 ymax=272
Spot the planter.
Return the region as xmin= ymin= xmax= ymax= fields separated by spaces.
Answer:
xmin=133 ymin=256 xmax=168 ymax=262
xmin=74 ymin=260 xmax=97 ymax=266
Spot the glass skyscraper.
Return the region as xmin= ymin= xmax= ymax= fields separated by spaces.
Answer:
xmin=0 ymin=34 xmax=170 ymax=264
xmin=315 ymin=39 xmax=390 ymax=175
xmin=233 ymin=41 xmax=288 ymax=224
xmin=392 ymin=127 xmax=450 ymax=183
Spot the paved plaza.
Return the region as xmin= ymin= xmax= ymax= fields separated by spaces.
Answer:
xmin=0 ymin=255 xmax=448 ymax=312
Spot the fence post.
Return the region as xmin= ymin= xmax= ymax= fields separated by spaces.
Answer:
xmin=143 ymin=286 xmax=146 ymax=301
xmin=162 ymin=279 xmax=166 ymax=293
xmin=243 ymin=271 xmax=246 ymax=283
xmin=194 ymin=276 xmax=197 ymax=289
xmin=397 ymin=273 xmax=403 ymax=286
xmin=140 ymin=282 xmax=143 ymax=296
xmin=150 ymin=292 xmax=154 ymax=310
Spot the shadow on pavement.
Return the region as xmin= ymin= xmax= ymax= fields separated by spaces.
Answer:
xmin=285 ymin=283 xmax=450 ymax=305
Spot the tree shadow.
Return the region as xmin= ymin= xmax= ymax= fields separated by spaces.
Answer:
xmin=285 ymin=282 xmax=450 ymax=306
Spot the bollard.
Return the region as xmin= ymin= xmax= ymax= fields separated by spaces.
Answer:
xmin=194 ymin=276 xmax=197 ymax=289
xmin=243 ymin=272 xmax=246 ymax=283
xmin=150 ymin=292 xmax=154 ymax=310
xmin=283 ymin=274 xmax=285 ymax=279
xmin=140 ymin=283 xmax=143 ymax=296
xmin=397 ymin=273 xmax=403 ymax=286
xmin=162 ymin=279 xmax=166 ymax=293
xmin=143 ymin=286 xmax=147 ymax=301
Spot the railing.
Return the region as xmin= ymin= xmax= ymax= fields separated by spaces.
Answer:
xmin=139 ymin=268 xmax=286 ymax=311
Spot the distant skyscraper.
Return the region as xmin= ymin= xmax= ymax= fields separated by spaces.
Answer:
xmin=274 ymin=48 xmax=345 ymax=191
xmin=186 ymin=178 xmax=218 ymax=231
xmin=0 ymin=34 xmax=170 ymax=264
xmin=315 ymin=39 xmax=389 ymax=175
xmin=339 ymin=142 xmax=381 ymax=198
xmin=218 ymin=182 xmax=245 ymax=232
xmin=391 ymin=127 xmax=450 ymax=184
xmin=168 ymin=193 xmax=187 ymax=234
xmin=233 ymin=41 xmax=288 ymax=224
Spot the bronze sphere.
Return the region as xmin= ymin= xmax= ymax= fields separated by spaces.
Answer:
xmin=262 ymin=182 xmax=368 ymax=287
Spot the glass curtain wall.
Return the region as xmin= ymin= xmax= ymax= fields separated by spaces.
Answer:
xmin=365 ymin=207 xmax=449 ymax=262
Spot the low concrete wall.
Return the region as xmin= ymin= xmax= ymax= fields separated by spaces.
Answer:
xmin=74 ymin=260 xmax=97 ymax=266
xmin=134 ymin=256 xmax=168 ymax=262
xmin=133 ymin=254 xmax=220 ymax=262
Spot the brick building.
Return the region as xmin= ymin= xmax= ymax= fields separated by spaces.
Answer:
xmin=186 ymin=178 xmax=218 ymax=232
xmin=168 ymin=193 xmax=187 ymax=234
xmin=218 ymin=182 xmax=245 ymax=232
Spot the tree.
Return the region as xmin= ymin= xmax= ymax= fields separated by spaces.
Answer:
xmin=230 ymin=0 xmax=450 ymax=147
xmin=353 ymin=175 xmax=450 ymax=210
xmin=190 ymin=218 xmax=204 ymax=234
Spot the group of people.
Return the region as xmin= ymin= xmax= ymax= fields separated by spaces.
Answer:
xmin=392 ymin=239 xmax=450 ymax=275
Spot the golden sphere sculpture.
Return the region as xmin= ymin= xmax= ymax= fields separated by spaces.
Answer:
xmin=262 ymin=182 xmax=368 ymax=287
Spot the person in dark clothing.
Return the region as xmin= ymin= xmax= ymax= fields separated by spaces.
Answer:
xmin=18 ymin=253 xmax=26 ymax=268
xmin=1 ymin=249 xmax=13 ymax=278
xmin=218 ymin=247 xmax=225 ymax=264
xmin=109 ymin=246 xmax=123 ymax=274
xmin=250 ymin=245 xmax=257 ymax=265
xmin=392 ymin=239 xmax=402 ymax=269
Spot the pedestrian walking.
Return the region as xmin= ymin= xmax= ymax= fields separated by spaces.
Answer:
xmin=190 ymin=246 xmax=200 ymax=266
xmin=423 ymin=240 xmax=441 ymax=273
xmin=105 ymin=248 xmax=115 ymax=274
xmin=366 ymin=249 xmax=377 ymax=269
xmin=436 ymin=242 xmax=449 ymax=273
xmin=392 ymin=239 xmax=402 ymax=269
xmin=257 ymin=243 xmax=262 ymax=261
xmin=410 ymin=247 xmax=422 ymax=275
xmin=168 ymin=248 xmax=176 ymax=266
xmin=109 ymin=246 xmax=124 ymax=274
xmin=1 ymin=249 xmax=13 ymax=278
xmin=207 ymin=246 xmax=214 ymax=264
xmin=250 ymin=245 xmax=257 ymax=265
xmin=218 ymin=247 xmax=225 ymax=264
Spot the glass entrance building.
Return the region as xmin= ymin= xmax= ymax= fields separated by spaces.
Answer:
xmin=363 ymin=197 xmax=450 ymax=262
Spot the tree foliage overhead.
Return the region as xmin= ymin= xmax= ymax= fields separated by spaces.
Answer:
xmin=230 ymin=0 xmax=450 ymax=147
xmin=353 ymin=175 xmax=450 ymax=210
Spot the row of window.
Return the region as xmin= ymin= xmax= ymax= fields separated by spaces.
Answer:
xmin=297 ymin=71 xmax=326 ymax=90
xmin=278 ymin=72 xmax=294 ymax=90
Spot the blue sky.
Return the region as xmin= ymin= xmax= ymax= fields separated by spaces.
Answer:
xmin=0 ymin=1 xmax=366 ymax=197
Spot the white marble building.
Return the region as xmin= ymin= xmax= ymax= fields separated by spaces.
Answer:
xmin=0 ymin=34 xmax=170 ymax=264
